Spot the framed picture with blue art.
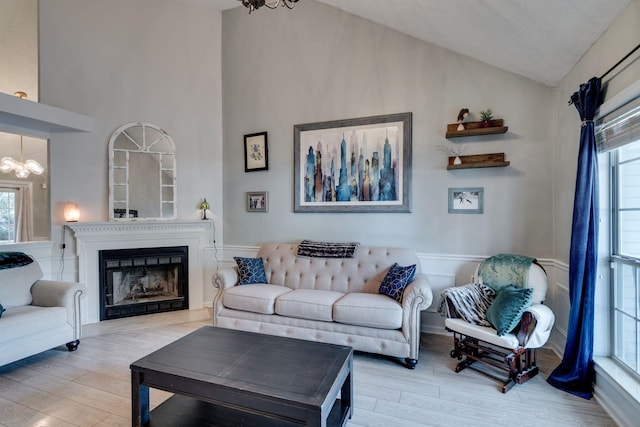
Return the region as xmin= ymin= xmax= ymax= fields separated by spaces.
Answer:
xmin=448 ymin=187 xmax=484 ymax=214
xmin=293 ymin=112 xmax=412 ymax=213
xmin=244 ymin=131 xmax=268 ymax=172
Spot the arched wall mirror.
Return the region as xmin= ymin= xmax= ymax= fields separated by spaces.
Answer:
xmin=108 ymin=122 xmax=177 ymax=221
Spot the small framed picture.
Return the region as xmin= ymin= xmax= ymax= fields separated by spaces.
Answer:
xmin=448 ymin=187 xmax=484 ymax=214
xmin=244 ymin=131 xmax=268 ymax=172
xmin=246 ymin=191 xmax=268 ymax=212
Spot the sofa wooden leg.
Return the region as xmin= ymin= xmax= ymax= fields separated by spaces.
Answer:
xmin=405 ymin=358 xmax=417 ymax=369
xmin=66 ymin=340 xmax=80 ymax=352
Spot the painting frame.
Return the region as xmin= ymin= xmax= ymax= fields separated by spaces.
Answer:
xmin=244 ymin=131 xmax=268 ymax=172
xmin=246 ymin=191 xmax=268 ymax=212
xmin=293 ymin=112 xmax=412 ymax=213
xmin=448 ymin=187 xmax=484 ymax=214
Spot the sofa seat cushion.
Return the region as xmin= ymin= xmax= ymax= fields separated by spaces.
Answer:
xmin=0 ymin=305 xmax=67 ymax=342
xmin=333 ymin=293 xmax=403 ymax=329
xmin=0 ymin=261 xmax=43 ymax=307
xmin=275 ymin=289 xmax=345 ymax=322
xmin=223 ymin=284 xmax=292 ymax=315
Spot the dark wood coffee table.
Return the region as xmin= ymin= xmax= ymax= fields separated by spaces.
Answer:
xmin=130 ymin=326 xmax=353 ymax=427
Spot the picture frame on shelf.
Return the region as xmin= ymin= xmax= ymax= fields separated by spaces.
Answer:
xmin=293 ymin=112 xmax=412 ymax=213
xmin=448 ymin=187 xmax=484 ymax=214
xmin=244 ymin=132 xmax=268 ymax=172
xmin=246 ymin=191 xmax=268 ymax=212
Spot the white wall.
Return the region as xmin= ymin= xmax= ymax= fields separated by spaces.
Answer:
xmin=38 ymin=0 xmax=224 ymax=239
xmin=221 ymin=0 xmax=554 ymax=258
xmin=38 ymin=0 xmax=224 ymax=303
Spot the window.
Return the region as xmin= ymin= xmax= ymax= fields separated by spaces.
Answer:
xmin=611 ymin=142 xmax=640 ymax=378
xmin=0 ymin=189 xmax=16 ymax=243
xmin=598 ymin=94 xmax=640 ymax=379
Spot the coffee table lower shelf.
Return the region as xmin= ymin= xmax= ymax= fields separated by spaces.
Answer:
xmin=147 ymin=394 xmax=351 ymax=427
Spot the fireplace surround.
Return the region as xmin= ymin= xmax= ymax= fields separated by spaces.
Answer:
xmin=68 ymin=220 xmax=212 ymax=324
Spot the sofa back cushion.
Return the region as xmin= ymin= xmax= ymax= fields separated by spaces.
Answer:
xmin=257 ymin=243 xmax=420 ymax=294
xmin=0 ymin=261 xmax=43 ymax=307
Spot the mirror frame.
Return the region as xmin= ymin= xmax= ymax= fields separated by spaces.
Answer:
xmin=108 ymin=122 xmax=177 ymax=221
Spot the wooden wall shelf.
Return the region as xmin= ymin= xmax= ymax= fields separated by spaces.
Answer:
xmin=446 ymin=119 xmax=508 ymax=138
xmin=447 ymin=153 xmax=510 ymax=170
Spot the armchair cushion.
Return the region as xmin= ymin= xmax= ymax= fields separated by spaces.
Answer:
xmin=233 ymin=257 xmax=269 ymax=285
xmin=485 ymin=285 xmax=533 ymax=336
xmin=0 ymin=261 xmax=43 ymax=307
xmin=378 ymin=263 xmax=416 ymax=303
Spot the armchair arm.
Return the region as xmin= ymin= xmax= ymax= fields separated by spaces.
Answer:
xmin=401 ymin=273 xmax=433 ymax=360
xmin=31 ymin=279 xmax=85 ymax=340
xmin=211 ymin=267 xmax=240 ymax=291
xmin=516 ymin=304 xmax=555 ymax=349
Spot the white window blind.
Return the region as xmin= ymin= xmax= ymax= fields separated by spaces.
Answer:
xmin=596 ymin=95 xmax=640 ymax=153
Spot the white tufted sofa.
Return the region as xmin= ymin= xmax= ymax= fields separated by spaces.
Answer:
xmin=212 ymin=242 xmax=433 ymax=368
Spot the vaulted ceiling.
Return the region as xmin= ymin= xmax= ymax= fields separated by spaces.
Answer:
xmin=203 ymin=0 xmax=631 ymax=87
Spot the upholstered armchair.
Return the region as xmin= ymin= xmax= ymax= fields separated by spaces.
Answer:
xmin=440 ymin=254 xmax=555 ymax=392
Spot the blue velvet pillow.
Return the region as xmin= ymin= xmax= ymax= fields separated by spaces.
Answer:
xmin=378 ymin=263 xmax=416 ymax=303
xmin=485 ymin=285 xmax=534 ymax=336
xmin=233 ymin=257 xmax=269 ymax=285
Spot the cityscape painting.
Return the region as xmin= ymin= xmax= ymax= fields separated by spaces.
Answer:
xmin=294 ymin=113 xmax=412 ymax=212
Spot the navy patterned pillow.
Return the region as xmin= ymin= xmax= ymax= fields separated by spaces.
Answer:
xmin=379 ymin=263 xmax=417 ymax=303
xmin=233 ymin=257 xmax=269 ymax=285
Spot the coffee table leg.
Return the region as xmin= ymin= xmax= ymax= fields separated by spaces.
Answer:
xmin=342 ymin=356 xmax=353 ymax=420
xmin=131 ymin=370 xmax=150 ymax=427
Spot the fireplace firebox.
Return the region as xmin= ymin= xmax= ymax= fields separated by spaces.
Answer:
xmin=99 ymin=246 xmax=188 ymax=320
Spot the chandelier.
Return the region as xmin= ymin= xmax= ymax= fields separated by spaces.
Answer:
xmin=0 ymin=92 xmax=44 ymax=178
xmin=240 ymin=0 xmax=299 ymax=13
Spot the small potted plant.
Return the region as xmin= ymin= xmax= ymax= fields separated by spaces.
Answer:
xmin=480 ymin=109 xmax=493 ymax=128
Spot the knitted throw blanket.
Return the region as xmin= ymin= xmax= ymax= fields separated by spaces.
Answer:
xmin=477 ymin=253 xmax=536 ymax=291
xmin=0 ymin=251 xmax=34 ymax=270
xmin=438 ymin=283 xmax=496 ymax=326
xmin=296 ymin=240 xmax=360 ymax=258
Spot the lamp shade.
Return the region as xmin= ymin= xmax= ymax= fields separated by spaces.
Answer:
xmin=64 ymin=202 xmax=80 ymax=222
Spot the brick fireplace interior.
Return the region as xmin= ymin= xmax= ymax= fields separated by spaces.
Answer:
xmin=99 ymin=246 xmax=189 ymax=320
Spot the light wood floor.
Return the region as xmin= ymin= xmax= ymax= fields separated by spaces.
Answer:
xmin=0 ymin=309 xmax=616 ymax=427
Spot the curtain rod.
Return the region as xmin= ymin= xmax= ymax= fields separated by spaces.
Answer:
xmin=568 ymin=42 xmax=640 ymax=106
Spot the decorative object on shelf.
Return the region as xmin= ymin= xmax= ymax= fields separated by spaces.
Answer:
xmin=448 ymin=188 xmax=484 ymax=214
xmin=456 ymin=108 xmax=470 ymax=131
xmin=0 ymin=92 xmax=45 ymax=178
xmin=479 ymin=109 xmax=494 ymax=128
xmin=445 ymin=118 xmax=508 ymax=138
xmin=294 ymin=112 xmax=412 ymax=213
xmin=244 ymin=131 xmax=268 ymax=172
xmin=63 ymin=202 xmax=80 ymax=222
xmin=447 ymin=153 xmax=510 ymax=170
xmin=246 ymin=191 xmax=268 ymax=212
xmin=240 ymin=0 xmax=298 ymax=13
xmin=200 ymin=198 xmax=210 ymax=220
xmin=437 ymin=143 xmax=466 ymax=166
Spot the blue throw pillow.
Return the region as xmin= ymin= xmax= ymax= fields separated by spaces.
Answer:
xmin=378 ymin=263 xmax=417 ymax=303
xmin=0 ymin=303 xmax=5 ymax=318
xmin=233 ymin=257 xmax=269 ymax=285
xmin=485 ymin=285 xmax=534 ymax=336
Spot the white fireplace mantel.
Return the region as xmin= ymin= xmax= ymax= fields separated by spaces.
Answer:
xmin=68 ymin=220 xmax=213 ymax=324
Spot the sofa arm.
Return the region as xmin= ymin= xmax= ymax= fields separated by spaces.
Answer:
xmin=31 ymin=279 xmax=85 ymax=341
xmin=212 ymin=267 xmax=240 ymax=291
xmin=402 ymin=273 xmax=433 ymax=311
xmin=521 ymin=303 xmax=555 ymax=349
xmin=401 ymin=273 xmax=433 ymax=361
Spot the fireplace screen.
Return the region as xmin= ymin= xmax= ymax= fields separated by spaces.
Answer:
xmin=99 ymin=246 xmax=188 ymax=320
